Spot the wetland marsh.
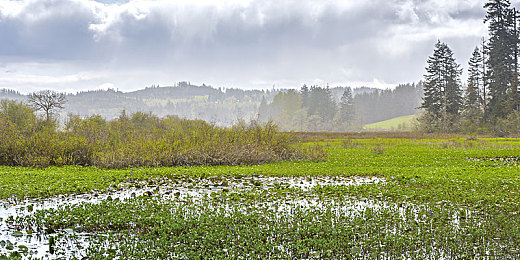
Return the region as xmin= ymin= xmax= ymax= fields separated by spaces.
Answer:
xmin=0 ymin=135 xmax=518 ymax=258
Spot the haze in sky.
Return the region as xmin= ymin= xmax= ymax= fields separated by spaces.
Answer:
xmin=0 ymin=0 xmax=508 ymax=93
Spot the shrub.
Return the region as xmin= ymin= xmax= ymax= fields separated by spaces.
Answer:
xmin=0 ymin=111 xmax=324 ymax=168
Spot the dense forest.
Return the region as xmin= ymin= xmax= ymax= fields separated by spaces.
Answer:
xmin=419 ymin=0 xmax=520 ymax=135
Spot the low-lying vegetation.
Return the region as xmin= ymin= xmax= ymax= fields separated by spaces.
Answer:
xmin=0 ymin=99 xmax=519 ymax=258
xmin=1 ymin=136 xmax=519 ymax=258
xmin=0 ymin=100 xmax=324 ymax=168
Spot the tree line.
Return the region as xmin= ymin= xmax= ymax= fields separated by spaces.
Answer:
xmin=420 ymin=0 xmax=520 ymax=135
xmin=257 ymin=83 xmax=423 ymax=131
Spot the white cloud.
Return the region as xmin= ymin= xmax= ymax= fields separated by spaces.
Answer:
xmin=0 ymin=0 xmax=507 ymax=92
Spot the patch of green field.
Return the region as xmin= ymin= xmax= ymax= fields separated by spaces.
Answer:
xmin=2 ymin=136 xmax=520 ymax=258
xmin=364 ymin=114 xmax=417 ymax=130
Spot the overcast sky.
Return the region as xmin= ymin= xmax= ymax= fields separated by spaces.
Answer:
xmin=0 ymin=0 xmax=515 ymax=93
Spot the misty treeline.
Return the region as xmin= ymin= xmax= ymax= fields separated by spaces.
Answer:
xmin=257 ymin=83 xmax=423 ymax=131
xmin=0 ymin=81 xmax=423 ymax=131
xmin=0 ymin=99 xmax=324 ymax=168
xmin=419 ymin=0 xmax=520 ymax=135
xmin=1 ymin=82 xmax=277 ymax=126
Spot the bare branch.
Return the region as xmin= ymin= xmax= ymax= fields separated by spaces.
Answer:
xmin=27 ymin=90 xmax=67 ymax=121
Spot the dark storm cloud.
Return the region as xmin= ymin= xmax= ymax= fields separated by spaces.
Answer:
xmin=0 ymin=0 xmax=505 ymax=92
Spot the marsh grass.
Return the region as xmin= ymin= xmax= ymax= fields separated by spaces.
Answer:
xmin=294 ymin=131 xmax=476 ymax=142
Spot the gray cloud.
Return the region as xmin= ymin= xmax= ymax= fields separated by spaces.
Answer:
xmin=0 ymin=0 xmax=508 ymax=93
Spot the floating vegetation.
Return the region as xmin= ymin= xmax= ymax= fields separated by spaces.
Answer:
xmin=470 ymin=156 xmax=520 ymax=166
xmin=0 ymin=176 xmax=383 ymax=258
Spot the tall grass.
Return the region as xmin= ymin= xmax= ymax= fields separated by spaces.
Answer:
xmin=0 ymin=104 xmax=324 ymax=168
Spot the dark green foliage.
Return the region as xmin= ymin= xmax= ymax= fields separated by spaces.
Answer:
xmin=0 ymin=109 xmax=322 ymax=168
xmin=419 ymin=41 xmax=468 ymax=133
xmin=307 ymin=86 xmax=337 ymax=122
xmin=421 ymin=41 xmax=463 ymax=118
xmin=419 ymin=1 xmax=520 ymax=133
xmin=484 ymin=0 xmax=520 ymax=118
xmin=462 ymin=47 xmax=485 ymax=131
xmin=466 ymin=47 xmax=484 ymax=113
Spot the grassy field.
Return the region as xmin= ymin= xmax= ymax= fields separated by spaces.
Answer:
xmin=1 ymin=134 xmax=520 ymax=258
xmin=364 ymin=114 xmax=418 ymax=131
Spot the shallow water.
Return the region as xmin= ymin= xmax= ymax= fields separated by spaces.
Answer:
xmin=0 ymin=175 xmax=384 ymax=258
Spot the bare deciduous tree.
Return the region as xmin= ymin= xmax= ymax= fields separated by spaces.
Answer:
xmin=28 ymin=90 xmax=66 ymax=122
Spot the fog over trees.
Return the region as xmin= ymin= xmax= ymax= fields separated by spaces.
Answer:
xmin=0 ymin=81 xmax=423 ymax=131
xmin=258 ymin=84 xmax=423 ymax=131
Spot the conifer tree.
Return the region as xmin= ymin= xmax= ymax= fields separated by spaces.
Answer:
xmin=307 ymin=86 xmax=337 ymax=121
xmin=464 ymin=47 xmax=485 ymax=123
xmin=421 ymin=41 xmax=463 ymax=119
xmin=466 ymin=47 xmax=484 ymax=112
xmin=300 ymin=84 xmax=309 ymax=108
xmin=484 ymin=0 xmax=519 ymax=118
xmin=339 ymin=87 xmax=355 ymax=122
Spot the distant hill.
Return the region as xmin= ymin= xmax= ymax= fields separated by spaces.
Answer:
xmin=63 ymin=82 xmax=278 ymax=125
xmin=0 ymin=82 xmax=423 ymax=129
xmin=1 ymin=82 xmax=279 ymax=126
xmin=125 ymin=83 xmax=222 ymax=99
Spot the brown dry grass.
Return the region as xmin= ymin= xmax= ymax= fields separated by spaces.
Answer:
xmin=289 ymin=131 xmax=493 ymax=142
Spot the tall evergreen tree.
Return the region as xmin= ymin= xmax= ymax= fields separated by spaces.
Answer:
xmin=464 ymin=47 xmax=485 ymax=124
xmin=484 ymin=0 xmax=519 ymax=118
xmin=421 ymin=41 xmax=463 ymax=119
xmin=481 ymin=38 xmax=489 ymax=117
xmin=300 ymin=84 xmax=309 ymax=108
xmin=466 ymin=47 xmax=484 ymax=112
xmin=421 ymin=41 xmax=444 ymax=117
xmin=443 ymin=46 xmax=464 ymax=115
xmin=339 ymin=87 xmax=355 ymax=122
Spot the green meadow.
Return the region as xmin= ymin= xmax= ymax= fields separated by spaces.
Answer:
xmin=1 ymin=134 xmax=519 ymax=258
xmin=363 ymin=114 xmax=417 ymax=131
